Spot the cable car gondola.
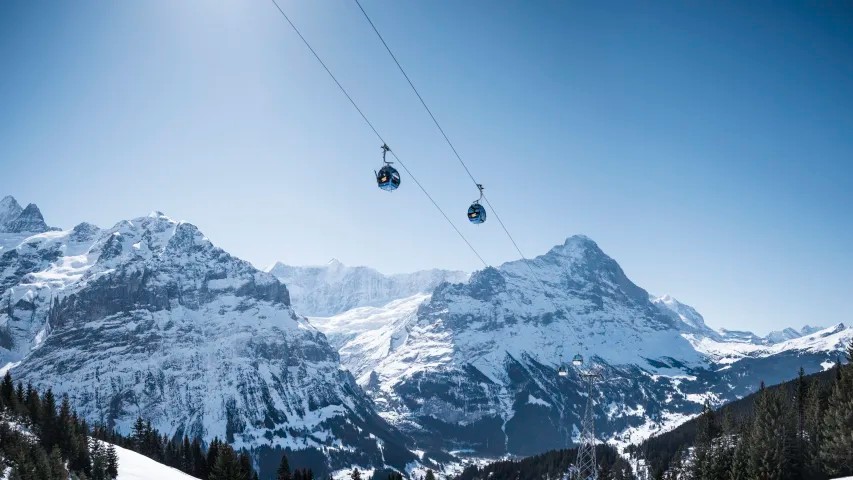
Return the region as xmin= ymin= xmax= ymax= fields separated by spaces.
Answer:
xmin=467 ymin=184 xmax=486 ymax=224
xmin=572 ymin=354 xmax=584 ymax=367
xmin=557 ymin=354 xmax=569 ymax=377
xmin=375 ymin=144 xmax=400 ymax=191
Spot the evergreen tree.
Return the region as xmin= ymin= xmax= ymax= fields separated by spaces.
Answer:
xmin=15 ymin=381 xmax=24 ymax=405
xmin=692 ymin=401 xmax=718 ymax=480
xmin=277 ymin=452 xmax=292 ymax=480
xmin=748 ymin=387 xmax=791 ymax=480
xmin=191 ymin=438 xmax=207 ymax=478
xmin=820 ymin=340 xmax=853 ymax=476
xmin=106 ymin=444 xmax=119 ymax=479
xmin=90 ymin=439 xmax=107 ymax=480
xmin=238 ymin=451 xmax=253 ymax=480
xmin=209 ymin=443 xmax=248 ymax=480
xmin=795 ymin=367 xmax=807 ymax=439
xmin=70 ymin=427 xmax=92 ymax=476
xmin=1 ymin=371 xmax=15 ymax=407
xmin=25 ymin=383 xmax=41 ymax=426
xmin=14 ymin=381 xmax=27 ymax=418
xmin=424 ymin=470 xmax=436 ymax=480
xmin=131 ymin=417 xmax=146 ymax=452
xmin=182 ymin=435 xmax=192 ymax=472
xmin=721 ymin=407 xmax=736 ymax=435
xmin=41 ymin=388 xmax=58 ymax=450
xmin=350 ymin=468 xmax=362 ymax=480
xmin=729 ymin=436 xmax=750 ymax=480
xmin=207 ymin=437 xmax=222 ymax=477
xmin=58 ymin=395 xmax=75 ymax=457
xmin=50 ymin=447 xmax=68 ymax=480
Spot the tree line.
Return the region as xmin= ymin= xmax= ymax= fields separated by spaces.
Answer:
xmin=92 ymin=417 xmax=264 ymax=480
xmin=0 ymin=371 xmax=117 ymax=479
xmin=0 ymin=370 xmax=267 ymax=480
xmin=0 ymin=370 xmax=393 ymax=480
xmin=454 ymin=444 xmax=633 ymax=480
xmin=636 ymin=340 xmax=853 ymax=479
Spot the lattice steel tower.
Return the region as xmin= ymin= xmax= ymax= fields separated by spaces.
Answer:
xmin=574 ymin=369 xmax=600 ymax=480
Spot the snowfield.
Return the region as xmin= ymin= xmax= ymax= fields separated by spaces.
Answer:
xmin=115 ymin=443 xmax=199 ymax=480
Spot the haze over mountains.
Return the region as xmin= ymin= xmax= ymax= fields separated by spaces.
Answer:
xmin=1 ymin=195 xmax=850 ymax=476
xmin=267 ymin=260 xmax=467 ymax=317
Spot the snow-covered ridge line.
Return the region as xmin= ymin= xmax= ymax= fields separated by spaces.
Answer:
xmin=685 ymin=322 xmax=851 ymax=363
xmin=651 ymin=293 xmax=828 ymax=347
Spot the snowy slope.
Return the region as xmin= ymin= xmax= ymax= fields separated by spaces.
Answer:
xmin=685 ymin=323 xmax=852 ymax=364
xmin=268 ymin=260 xmax=466 ymax=316
xmin=310 ymin=293 xmax=430 ymax=385
xmin=0 ymin=418 xmax=185 ymax=480
xmin=115 ymin=443 xmax=200 ymax=480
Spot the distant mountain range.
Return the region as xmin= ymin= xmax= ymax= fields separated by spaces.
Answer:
xmin=267 ymin=259 xmax=467 ymax=317
xmin=2 ymin=194 xmax=849 ymax=476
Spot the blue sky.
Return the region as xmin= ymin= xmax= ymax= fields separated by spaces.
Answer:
xmin=1 ymin=1 xmax=851 ymax=334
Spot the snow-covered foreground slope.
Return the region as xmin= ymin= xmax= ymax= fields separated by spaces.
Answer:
xmin=268 ymin=260 xmax=467 ymax=316
xmin=115 ymin=444 xmax=199 ymax=480
xmin=0 ymin=199 xmax=415 ymax=478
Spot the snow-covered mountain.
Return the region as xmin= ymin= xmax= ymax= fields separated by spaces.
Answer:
xmin=0 ymin=197 xmax=59 ymax=255
xmin=311 ymin=236 xmax=852 ymax=460
xmin=267 ymin=260 xmax=467 ymax=317
xmin=3 ymin=194 xmax=849 ymax=471
xmin=651 ymin=293 xmax=826 ymax=346
xmin=0 ymin=198 xmax=415 ymax=478
xmin=0 ymin=196 xmax=24 ymax=229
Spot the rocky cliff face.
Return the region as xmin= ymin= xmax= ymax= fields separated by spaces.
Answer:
xmin=0 ymin=202 xmax=414 ymax=478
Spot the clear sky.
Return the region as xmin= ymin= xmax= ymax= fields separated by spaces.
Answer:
xmin=1 ymin=1 xmax=851 ymax=334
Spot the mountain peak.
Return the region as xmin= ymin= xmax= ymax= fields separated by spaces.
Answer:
xmin=0 ymin=195 xmax=24 ymax=228
xmin=0 ymin=195 xmax=21 ymax=209
xmin=4 ymin=203 xmax=52 ymax=233
xmin=544 ymin=234 xmax=605 ymax=261
xmin=651 ymin=294 xmax=711 ymax=332
xmin=70 ymin=222 xmax=102 ymax=242
xmin=148 ymin=210 xmax=169 ymax=219
xmin=564 ymin=234 xmax=596 ymax=245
